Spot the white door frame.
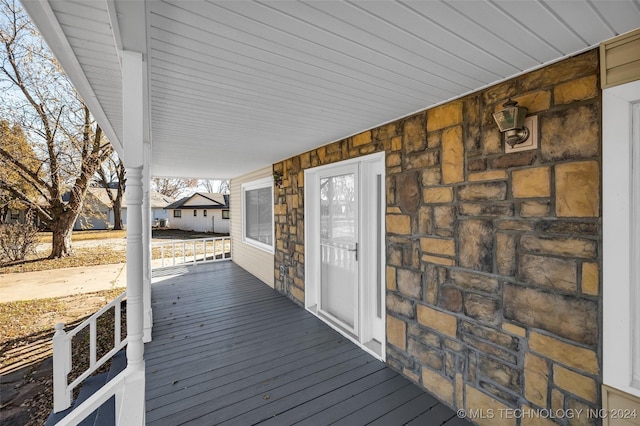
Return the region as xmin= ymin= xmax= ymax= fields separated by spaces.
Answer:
xmin=305 ymin=152 xmax=386 ymax=361
xmin=602 ymin=79 xmax=640 ymax=397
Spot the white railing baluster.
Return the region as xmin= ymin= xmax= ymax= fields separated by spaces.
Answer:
xmin=115 ymin=302 xmax=122 ymax=346
xmin=90 ymin=318 xmax=97 ymax=367
xmin=53 ymin=323 xmax=72 ymax=412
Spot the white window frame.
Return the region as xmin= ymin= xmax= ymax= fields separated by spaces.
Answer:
xmin=603 ymin=79 xmax=640 ymax=398
xmin=241 ymin=177 xmax=274 ymax=253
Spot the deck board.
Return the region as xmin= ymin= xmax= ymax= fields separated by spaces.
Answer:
xmin=146 ymin=262 xmax=469 ymax=425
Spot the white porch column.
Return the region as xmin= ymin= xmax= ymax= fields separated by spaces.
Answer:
xmin=121 ymin=49 xmax=146 ymax=424
xmin=143 ymin=141 xmax=152 ymax=343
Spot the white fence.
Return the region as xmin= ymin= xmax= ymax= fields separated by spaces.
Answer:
xmin=151 ymin=236 xmax=232 ymax=269
xmin=52 ymin=291 xmax=127 ymax=413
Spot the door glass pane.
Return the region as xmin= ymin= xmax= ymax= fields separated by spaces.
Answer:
xmin=320 ymin=173 xmax=357 ymax=329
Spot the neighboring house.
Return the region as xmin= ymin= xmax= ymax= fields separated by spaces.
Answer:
xmin=71 ymin=189 xmax=175 ymax=230
xmin=166 ymin=192 xmax=230 ymax=234
xmin=23 ymin=3 xmax=640 ymax=425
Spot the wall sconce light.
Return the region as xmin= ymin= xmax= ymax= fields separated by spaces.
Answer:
xmin=492 ymin=99 xmax=530 ymax=147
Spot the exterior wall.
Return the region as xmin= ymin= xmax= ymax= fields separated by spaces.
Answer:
xmin=169 ymin=209 xmax=229 ymax=233
xmin=273 ymin=50 xmax=603 ymax=424
xmin=230 ymin=166 xmax=274 ymax=287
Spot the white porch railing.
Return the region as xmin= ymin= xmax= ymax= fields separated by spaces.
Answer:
xmin=151 ymin=236 xmax=232 ymax=269
xmin=52 ymin=291 xmax=127 ymax=413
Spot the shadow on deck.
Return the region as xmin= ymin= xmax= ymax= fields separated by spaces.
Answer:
xmin=146 ymin=262 xmax=470 ymax=425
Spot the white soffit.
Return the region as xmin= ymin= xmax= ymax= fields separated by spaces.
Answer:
xmin=23 ymin=0 xmax=640 ymax=179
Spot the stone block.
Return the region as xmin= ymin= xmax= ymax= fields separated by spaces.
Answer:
xmin=555 ymin=161 xmax=600 ymax=217
xmin=518 ymin=254 xmax=577 ymax=292
xmin=438 ymin=286 xmax=463 ymax=312
xmin=427 ymin=132 xmax=441 ymax=148
xmin=422 ymin=168 xmax=442 ymax=186
xmin=581 ymin=262 xmax=599 ymax=296
xmin=496 ymin=233 xmax=517 ymax=276
xmin=520 ymin=200 xmax=550 ymax=217
xmin=520 ymin=50 xmax=597 ymax=92
xmin=417 ymin=304 xmax=457 ymax=338
xmin=404 ymin=151 xmax=439 ymax=170
xmin=387 ymin=315 xmax=407 ymax=350
xmin=427 ymin=101 xmax=463 ymax=132
xmin=462 ymin=335 xmax=518 ymax=364
xmin=553 ymin=365 xmax=597 ymax=403
xmin=450 ymin=270 xmax=500 ymax=294
xmin=478 ymin=355 xmax=521 ymax=392
xmin=386 ymin=293 xmax=414 ymax=318
xmin=458 ymin=182 xmax=507 ymax=201
xmin=529 ymin=333 xmax=597 ymax=376
xmin=464 ymin=293 xmax=500 ymax=324
xmin=520 ymin=235 xmax=597 ymax=259
xmin=554 ymin=75 xmax=598 ymax=105
xmin=422 ymin=368 xmax=454 ymax=406
xmin=386 ymin=152 xmax=401 ymax=167
xmin=513 ymin=90 xmax=551 ymax=113
xmin=290 ymin=285 xmax=304 ymax=303
xmin=388 ymin=245 xmax=403 ymax=267
xmin=504 ymin=284 xmax=597 ymax=345
xmin=442 ymin=126 xmax=464 ymax=184
xmin=521 ymin=407 xmax=557 ymax=426
xmin=551 ymin=388 xmax=564 ymax=412
xmin=352 ymin=130 xmax=372 ymax=147
xmin=512 ymin=166 xmax=551 ymax=198
xmin=387 ymin=214 xmax=412 ymax=235
xmin=460 ymin=320 xmax=519 ymax=349
xmin=541 ymin=104 xmax=599 ymax=162
xmin=418 ymin=206 xmax=433 ymax=235
xmin=422 ymin=254 xmax=456 ymax=266
xmin=458 ymin=220 xmax=494 ymax=272
xmin=483 ymin=128 xmax=503 ymax=155
xmin=408 ymin=322 xmax=442 ymax=347
xmin=423 ymin=187 xmax=454 ymax=204
xmin=491 ymin=151 xmax=537 ymax=169
xmin=386 ymin=266 xmax=397 ymax=291
xmin=425 ymin=265 xmax=439 ymax=304
xmin=524 ymin=353 xmax=549 ymax=407
xmin=420 ymin=237 xmax=455 ymax=257
xmin=403 ymin=114 xmax=427 ymax=154
xmin=536 ymin=220 xmax=599 ymax=235
xmin=501 ymin=323 xmax=526 ymax=337
xmin=497 ymin=220 xmax=536 ymax=231
xmin=397 ymin=268 xmax=422 ymax=299
xmin=459 ymin=202 xmax=514 ymax=217
xmin=396 ymin=171 xmax=421 ymax=214
xmin=408 ymin=338 xmax=444 ymax=370
xmin=567 ymin=398 xmax=597 ymax=426
xmin=468 ymin=158 xmax=487 ymax=172
xmin=391 ymin=136 xmax=402 ymax=151
xmin=466 ymin=385 xmax=517 ymax=426
xmin=434 ymin=206 xmax=456 ymax=230
xmin=469 ymin=170 xmax=508 ymax=182
xmin=456 ymin=373 xmax=464 ymax=408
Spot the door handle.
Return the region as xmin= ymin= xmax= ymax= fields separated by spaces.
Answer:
xmin=348 ymin=243 xmax=358 ymax=261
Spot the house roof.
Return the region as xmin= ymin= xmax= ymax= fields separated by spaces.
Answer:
xmin=22 ymin=1 xmax=640 ymax=179
xmin=64 ymin=189 xmax=176 ymax=210
xmin=166 ymin=193 xmax=230 ymax=210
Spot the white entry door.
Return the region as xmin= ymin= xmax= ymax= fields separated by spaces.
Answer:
xmin=319 ymin=165 xmax=359 ymax=335
xmin=305 ymin=153 xmax=386 ymax=360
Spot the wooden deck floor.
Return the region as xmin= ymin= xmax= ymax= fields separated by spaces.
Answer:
xmin=146 ymin=262 xmax=470 ymax=426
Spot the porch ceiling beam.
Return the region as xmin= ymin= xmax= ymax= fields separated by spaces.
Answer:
xmin=21 ymin=0 xmax=124 ymax=156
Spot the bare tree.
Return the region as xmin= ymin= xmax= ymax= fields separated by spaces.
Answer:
xmin=96 ymin=154 xmax=126 ymax=230
xmin=0 ymin=0 xmax=112 ymax=258
xmin=152 ymin=177 xmax=197 ymax=199
xmin=198 ymin=179 xmax=230 ymax=194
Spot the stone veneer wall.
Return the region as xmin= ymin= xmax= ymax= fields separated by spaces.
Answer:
xmin=273 ymin=50 xmax=602 ymax=425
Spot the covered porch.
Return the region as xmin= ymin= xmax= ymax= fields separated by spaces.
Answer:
xmin=146 ymin=261 xmax=467 ymax=425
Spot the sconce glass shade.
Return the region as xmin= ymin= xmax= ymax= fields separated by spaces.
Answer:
xmin=492 ymin=99 xmax=530 ymax=147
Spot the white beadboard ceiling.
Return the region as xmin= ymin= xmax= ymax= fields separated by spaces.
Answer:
xmin=22 ymin=0 xmax=640 ymax=179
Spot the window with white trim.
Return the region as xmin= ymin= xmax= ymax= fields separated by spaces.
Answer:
xmin=222 ymin=209 xmax=230 ymax=219
xmin=173 ymin=210 xmax=181 ymax=218
xmin=242 ymin=177 xmax=274 ymax=252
